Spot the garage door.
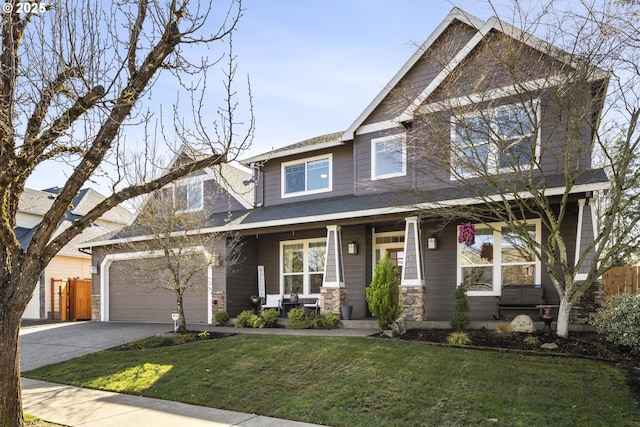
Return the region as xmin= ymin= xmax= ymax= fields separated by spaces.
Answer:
xmin=109 ymin=257 xmax=208 ymax=323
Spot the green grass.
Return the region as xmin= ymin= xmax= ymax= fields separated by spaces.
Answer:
xmin=23 ymin=335 xmax=640 ymax=427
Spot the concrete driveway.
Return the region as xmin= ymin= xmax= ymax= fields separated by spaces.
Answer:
xmin=20 ymin=321 xmax=173 ymax=371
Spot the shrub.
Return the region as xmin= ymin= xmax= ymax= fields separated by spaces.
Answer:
xmin=262 ymin=308 xmax=279 ymax=327
xmin=494 ymin=322 xmax=512 ymax=335
xmin=287 ymin=308 xmax=306 ymax=328
xmin=591 ymin=292 xmax=640 ymax=353
xmin=287 ymin=310 xmax=339 ymax=330
xmin=324 ymin=312 xmax=338 ymax=329
xmin=214 ymin=310 xmax=230 ymax=326
xmin=447 ymin=331 xmax=472 ymax=345
xmin=523 ymin=335 xmax=539 ymax=346
xmin=235 ymin=310 xmax=264 ymax=328
xmin=450 ymin=283 xmax=470 ymax=331
xmin=197 ymin=331 xmax=211 ymax=340
xmin=366 ymin=255 xmax=402 ymax=329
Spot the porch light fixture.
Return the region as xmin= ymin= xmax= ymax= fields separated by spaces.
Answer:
xmin=211 ymin=253 xmax=221 ymax=266
xmin=427 ymin=236 xmax=438 ymax=250
xmin=90 ymin=262 xmax=99 ymax=274
xmin=348 ymin=241 xmax=358 ymax=255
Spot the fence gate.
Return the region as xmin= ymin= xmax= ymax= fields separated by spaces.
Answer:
xmin=59 ymin=278 xmax=92 ymax=321
xmin=603 ymin=266 xmax=640 ymax=297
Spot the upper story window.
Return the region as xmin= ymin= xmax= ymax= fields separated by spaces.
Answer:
xmin=451 ymin=102 xmax=538 ymax=177
xmin=457 ymin=220 xmax=540 ymax=296
xmin=371 ymin=135 xmax=406 ymax=180
xmin=174 ymin=179 xmax=203 ymax=213
xmin=282 ymin=154 xmax=332 ymax=198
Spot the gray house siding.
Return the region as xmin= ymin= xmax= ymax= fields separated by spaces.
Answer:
xmin=226 ymin=236 xmax=259 ymax=316
xmin=260 ymin=144 xmax=353 ymax=206
xmin=364 ymin=20 xmax=478 ymax=126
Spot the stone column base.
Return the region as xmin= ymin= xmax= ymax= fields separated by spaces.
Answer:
xmin=211 ymin=291 xmax=226 ymax=319
xmin=400 ymin=285 xmax=426 ymax=321
xmin=92 ymin=295 xmax=101 ymax=321
xmin=320 ymin=287 xmax=347 ymax=316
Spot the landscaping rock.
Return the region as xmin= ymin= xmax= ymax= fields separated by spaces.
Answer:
xmin=541 ymin=342 xmax=559 ymax=350
xmin=509 ymin=315 xmax=535 ymax=333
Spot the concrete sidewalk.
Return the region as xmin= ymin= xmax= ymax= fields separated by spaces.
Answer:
xmin=22 ymin=378 xmax=324 ymax=427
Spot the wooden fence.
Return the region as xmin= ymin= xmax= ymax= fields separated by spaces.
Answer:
xmin=603 ymin=266 xmax=640 ymax=297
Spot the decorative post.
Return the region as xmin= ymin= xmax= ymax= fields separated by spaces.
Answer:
xmin=321 ymin=225 xmax=347 ymax=315
xmin=400 ymin=216 xmax=426 ymax=320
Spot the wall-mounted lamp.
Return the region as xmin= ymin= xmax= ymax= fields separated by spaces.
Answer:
xmin=427 ymin=236 xmax=438 ymax=250
xmin=347 ymin=241 xmax=358 ymax=255
xmin=89 ymin=262 xmax=100 ymax=274
xmin=211 ymin=253 xmax=221 ymax=267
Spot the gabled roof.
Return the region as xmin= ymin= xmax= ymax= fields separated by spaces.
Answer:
xmin=341 ymin=7 xmax=608 ymax=141
xmin=242 ymin=131 xmax=344 ymax=164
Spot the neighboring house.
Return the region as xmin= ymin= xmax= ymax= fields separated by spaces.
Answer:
xmin=83 ymin=8 xmax=608 ymax=324
xmin=16 ymin=187 xmax=133 ymax=319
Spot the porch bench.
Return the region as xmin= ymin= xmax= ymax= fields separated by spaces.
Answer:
xmin=493 ymin=284 xmax=545 ymax=320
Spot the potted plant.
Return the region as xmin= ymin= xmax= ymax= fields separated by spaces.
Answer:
xmin=250 ymin=295 xmax=262 ymax=305
xmin=290 ymin=293 xmax=299 ymax=304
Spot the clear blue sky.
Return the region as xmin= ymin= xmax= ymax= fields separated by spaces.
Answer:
xmin=26 ymin=0 xmax=504 ymax=192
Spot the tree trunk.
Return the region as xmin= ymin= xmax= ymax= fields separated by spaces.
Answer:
xmin=0 ymin=308 xmax=24 ymax=427
xmin=177 ymin=295 xmax=186 ymax=332
xmin=556 ymin=298 xmax=572 ymax=338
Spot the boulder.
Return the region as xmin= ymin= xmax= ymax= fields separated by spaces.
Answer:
xmin=541 ymin=342 xmax=559 ymax=350
xmin=509 ymin=315 xmax=536 ymax=333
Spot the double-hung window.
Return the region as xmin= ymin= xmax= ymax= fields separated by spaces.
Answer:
xmin=451 ymin=102 xmax=538 ymax=176
xmin=458 ymin=220 xmax=540 ymax=296
xmin=282 ymin=154 xmax=332 ymax=197
xmin=174 ymin=179 xmax=203 ymax=213
xmin=371 ymin=135 xmax=406 ymax=180
xmin=281 ymin=239 xmax=326 ymax=296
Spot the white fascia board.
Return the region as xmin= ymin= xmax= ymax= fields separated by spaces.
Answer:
xmin=341 ymin=8 xmax=486 ymax=142
xmin=400 ymin=21 xmax=492 ymax=120
xmin=241 ymin=139 xmax=344 ymax=164
xmin=84 ymin=181 xmax=610 ymax=248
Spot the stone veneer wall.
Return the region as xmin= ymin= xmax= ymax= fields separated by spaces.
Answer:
xmin=92 ymin=295 xmax=100 ymax=321
xmin=211 ymin=291 xmax=226 ymax=320
xmin=570 ymin=281 xmax=605 ymax=324
xmin=320 ymin=287 xmax=347 ymax=316
xmin=400 ymin=285 xmax=426 ymax=321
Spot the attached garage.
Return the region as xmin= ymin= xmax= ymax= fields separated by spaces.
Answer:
xmin=103 ymin=250 xmax=210 ymax=323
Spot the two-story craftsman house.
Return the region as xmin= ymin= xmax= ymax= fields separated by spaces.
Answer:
xmin=84 ymin=8 xmax=609 ymax=324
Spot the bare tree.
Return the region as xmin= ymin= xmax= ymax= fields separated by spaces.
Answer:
xmin=0 ymin=1 xmax=252 ymax=424
xmin=119 ymin=163 xmax=244 ymax=332
xmin=394 ymin=0 xmax=640 ymax=338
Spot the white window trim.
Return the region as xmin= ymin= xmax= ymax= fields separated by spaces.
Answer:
xmin=173 ymin=176 xmax=205 ymax=213
xmin=371 ymin=229 xmax=405 ymax=276
xmin=279 ymin=238 xmax=326 ymax=297
xmin=281 ymin=154 xmax=333 ymax=198
xmin=456 ymin=219 xmax=541 ymax=297
xmin=450 ymin=101 xmax=540 ymax=179
xmin=371 ymin=134 xmax=407 ymax=180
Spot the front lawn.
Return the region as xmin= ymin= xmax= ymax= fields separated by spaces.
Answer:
xmin=23 ymin=334 xmax=639 ymax=426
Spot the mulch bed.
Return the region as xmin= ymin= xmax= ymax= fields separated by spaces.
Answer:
xmin=396 ymin=328 xmax=640 ymax=405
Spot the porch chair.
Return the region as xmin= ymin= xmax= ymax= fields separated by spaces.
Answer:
xmin=262 ymin=294 xmax=282 ymax=315
xmin=303 ymin=298 xmax=319 ymax=315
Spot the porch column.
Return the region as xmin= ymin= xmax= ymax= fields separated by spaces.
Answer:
xmin=572 ymin=197 xmax=601 ymax=324
xmin=321 ymin=225 xmax=347 ymax=315
xmin=400 ymin=216 xmax=426 ymax=321
xmin=574 ymin=198 xmax=597 ymax=281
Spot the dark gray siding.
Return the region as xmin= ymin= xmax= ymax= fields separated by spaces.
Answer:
xmin=342 ymin=224 xmax=369 ymax=319
xmin=226 ymin=236 xmax=259 ymax=316
xmin=204 ymin=179 xmax=248 ymax=215
xmin=261 ymin=144 xmax=353 ymax=206
xmin=364 ymin=20 xmax=477 ymax=125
